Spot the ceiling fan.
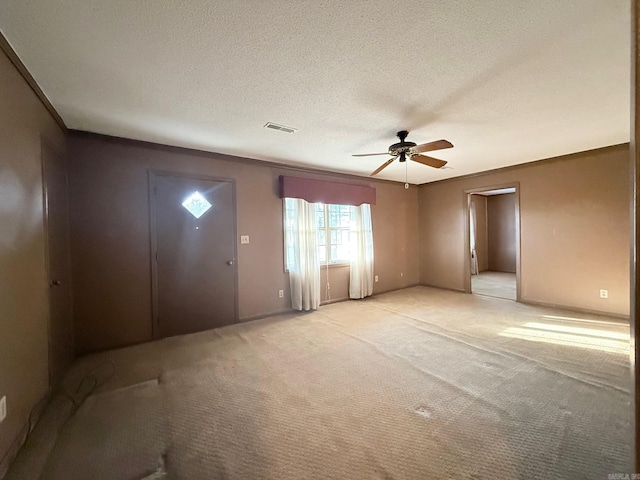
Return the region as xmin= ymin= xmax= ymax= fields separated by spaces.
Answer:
xmin=353 ymin=130 xmax=453 ymax=176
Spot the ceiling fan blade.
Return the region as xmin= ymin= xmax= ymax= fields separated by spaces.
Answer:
xmin=411 ymin=139 xmax=453 ymax=154
xmin=352 ymin=152 xmax=390 ymax=157
xmin=410 ymin=154 xmax=448 ymax=169
xmin=370 ymin=157 xmax=396 ymax=176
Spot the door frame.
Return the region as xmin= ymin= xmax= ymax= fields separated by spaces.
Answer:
xmin=148 ymin=170 xmax=239 ymax=339
xmin=463 ymin=182 xmax=521 ymax=301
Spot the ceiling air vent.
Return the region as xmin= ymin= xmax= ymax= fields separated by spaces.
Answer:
xmin=264 ymin=122 xmax=297 ymax=134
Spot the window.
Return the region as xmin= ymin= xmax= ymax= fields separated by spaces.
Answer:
xmin=181 ymin=191 xmax=212 ymax=219
xmin=316 ymin=203 xmax=351 ymax=264
xmin=284 ymin=199 xmax=351 ymax=269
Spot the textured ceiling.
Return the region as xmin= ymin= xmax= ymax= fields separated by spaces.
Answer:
xmin=0 ymin=1 xmax=631 ymax=184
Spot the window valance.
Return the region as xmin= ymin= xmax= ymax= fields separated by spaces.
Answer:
xmin=279 ymin=175 xmax=376 ymax=206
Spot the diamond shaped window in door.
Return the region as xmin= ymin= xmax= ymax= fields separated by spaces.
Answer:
xmin=181 ymin=191 xmax=212 ymax=219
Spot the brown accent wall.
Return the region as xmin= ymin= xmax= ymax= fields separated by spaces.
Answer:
xmin=487 ymin=193 xmax=516 ymax=273
xmin=0 ymin=51 xmax=66 ymax=471
xmin=470 ymin=195 xmax=488 ymax=272
xmin=67 ymin=133 xmax=419 ymax=353
xmin=419 ymin=145 xmax=630 ymax=316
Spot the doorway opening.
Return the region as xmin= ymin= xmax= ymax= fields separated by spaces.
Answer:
xmin=464 ymin=184 xmax=521 ymax=301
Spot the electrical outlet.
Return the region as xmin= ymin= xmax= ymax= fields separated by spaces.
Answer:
xmin=240 ymin=235 xmax=250 ymax=244
xmin=374 ymin=275 xmax=379 ymax=282
xmin=400 ymin=272 xmax=403 ymax=277
xmin=0 ymin=396 xmax=6 ymax=423
xmin=600 ymin=289 xmax=608 ymax=299
xmin=278 ymin=289 xmax=284 ymax=298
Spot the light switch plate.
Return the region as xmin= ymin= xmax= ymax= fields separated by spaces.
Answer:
xmin=0 ymin=396 xmax=6 ymax=423
xmin=240 ymin=235 xmax=250 ymax=244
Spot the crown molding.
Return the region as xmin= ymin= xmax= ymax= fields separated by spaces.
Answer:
xmin=0 ymin=29 xmax=66 ymax=131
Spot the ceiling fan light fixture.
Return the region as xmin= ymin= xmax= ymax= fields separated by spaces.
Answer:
xmin=355 ymin=131 xmax=454 ymax=178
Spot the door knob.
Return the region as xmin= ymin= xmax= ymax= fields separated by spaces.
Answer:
xmin=51 ymin=280 xmax=61 ymax=286
xmin=226 ymin=260 xmax=234 ymax=266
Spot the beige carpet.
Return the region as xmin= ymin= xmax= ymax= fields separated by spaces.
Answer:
xmin=6 ymin=287 xmax=631 ymax=479
xmin=472 ymin=271 xmax=517 ymax=300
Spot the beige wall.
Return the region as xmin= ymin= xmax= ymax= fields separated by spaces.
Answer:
xmin=0 ymin=51 xmax=66 ymax=472
xmin=487 ymin=193 xmax=516 ymax=273
xmin=470 ymin=194 xmax=488 ymax=272
xmin=419 ymin=145 xmax=630 ymax=316
xmin=67 ymin=133 xmax=419 ymax=353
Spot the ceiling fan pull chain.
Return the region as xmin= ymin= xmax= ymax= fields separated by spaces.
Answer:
xmin=405 ymin=160 xmax=409 ymax=189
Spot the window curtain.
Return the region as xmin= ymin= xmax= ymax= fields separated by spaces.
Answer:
xmin=287 ymin=198 xmax=321 ymax=310
xmin=349 ymin=204 xmax=374 ymax=299
xmin=470 ymin=200 xmax=479 ymax=275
